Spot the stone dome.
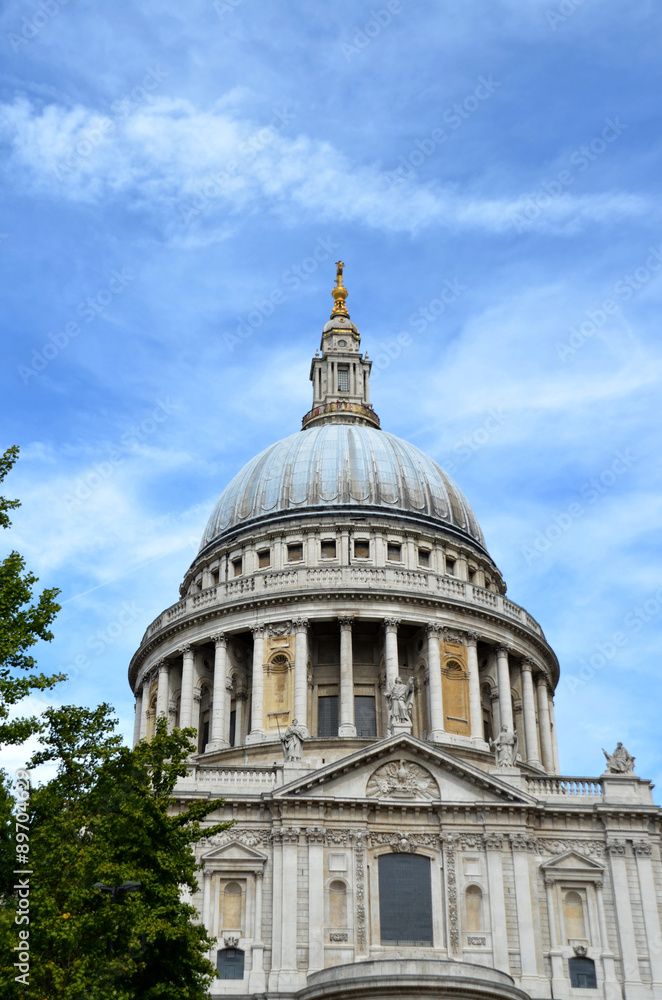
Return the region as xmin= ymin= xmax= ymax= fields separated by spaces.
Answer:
xmin=199 ymin=424 xmax=486 ymax=552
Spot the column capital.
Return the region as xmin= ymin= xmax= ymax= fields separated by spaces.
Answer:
xmin=253 ymin=867 xmax=264 ymax=879
xmin=496 ymin=644 xmax=512 ymax=656
xmin=382 ymin=617 xmax=400 ymax=632
xmin=211 ymin=631 xmax=227 ymax=647
xmin=179 ymin=644 xmax=194 ymax=656
xmin=426 ymin=622 xmax=443 ymax=637
xmin=465 ymin=630 xmax=480 ymax=646
xmin=251 ymin=624 xmax=266 ymax=638
xmin=292 ymin=617 xmax=309 ymax=632
xmin=338 ymin=616 xmax=354 ymax=630
xmin=305 ymin=826 xmax=327 ymax=844
xmin=536 ymin=672 xmax=550 ymax=690
xmin=202 ymin=869 xmax=212 ymax=881
xmin=632 ymin=840 xmax=652 ymax=857
xmin=157 ymin=659 xmax=169 ymax=675
xmin=520 ymin=657 xmax=535 ymax=673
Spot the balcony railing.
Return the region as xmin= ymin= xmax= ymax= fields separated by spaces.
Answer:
xmin=525 ymin=775 xmax=603 ymax=798
xmin=141 ymin=565 xmax=546 ymax=646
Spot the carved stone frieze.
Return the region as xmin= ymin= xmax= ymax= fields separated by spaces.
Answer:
xmin=442 ymin=838 xmax=459 ymax=953
xmin=366 ymin=760 xmax=439 ymax=800
xmin=327 ymin=829 xmax=352 ymax=846
xmin=266 ymin=621 xmax=292 ymax=637
xmin=467 ymin=935 xmax=486 ymax=946
xmin=354 ymin=831 xmax=367 ymax=952
xmin=442 ymin=627 xmax=465 ymax=645
xmin=369 ymin=831 xmax=438 ymax=853
xmin=537 ymin=839 xmax=605 ymax=857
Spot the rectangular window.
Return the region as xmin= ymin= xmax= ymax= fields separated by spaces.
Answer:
xmin=387 ymin=542 xmax=402 ymax=561
xmin=320 ymin=539 xmax=337 ymax=560
xmin=199 ymin=719 xmax=209 ymax=754
xmin=337 ymin=366 xmax=349 ymax=392
xmin=211 ymin=568 xmax=220 ymax=585
xmin=287 ymin=543 xmax=303 ymax=562
xmin=318 ymin=695 xmax=338 ymax=737
xmin=378 ymin=854 xmax=433 ymax=946
xmin=232 ymin=558 xmax=242 ymax=577
xmin=217 ymin=948 xmax=244 ymax=980
xmin=468 ymin=568 xmax=476 ymax=583
xmin=258 ymin=549 xmax=270 ymax=568
xmin=354 ymin=539 xmax=370 ymax=559
xmin=355 ymin=695 xmax=377 ymax=737
xmin=418 ymin=548 xmax=430 ymax=568
xmin=229 ymin=709 xmax=236 ymax=747
xmin=446 ymin=558 xmax=456 ymax=576
xmin=569 ymin=958 xmax=597 ymax=989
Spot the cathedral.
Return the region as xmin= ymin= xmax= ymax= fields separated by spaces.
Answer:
xmin=128 ymin=264 xmax=662 ymax=1000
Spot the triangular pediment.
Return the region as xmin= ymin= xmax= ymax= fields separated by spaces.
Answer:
xmin=541 ymin=850 xmax=605 ymax=873
xmin=274 ymin=734 xmax=536 ymax=805
xmin=201 ymin=840 xmax=267 ymax=864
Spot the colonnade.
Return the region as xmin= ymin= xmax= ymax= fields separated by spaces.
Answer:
xmin=133 ymin=617 xmax=559 ymax=771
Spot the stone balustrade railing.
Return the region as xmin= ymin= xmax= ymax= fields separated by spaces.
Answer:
xmin=141 ymin=566 xmax=545 ymax=644
xmin=526 ymin=775 xmax=603 ymax=798
xmin=176 ymin=765 xmax=282 ymax=792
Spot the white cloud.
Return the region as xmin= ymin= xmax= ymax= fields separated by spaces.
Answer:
xmin=0 ymin=96 xmax=650 ymax=237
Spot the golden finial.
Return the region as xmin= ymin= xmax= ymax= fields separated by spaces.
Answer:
xmin=331 ymin=260 xmax=349 ymax=317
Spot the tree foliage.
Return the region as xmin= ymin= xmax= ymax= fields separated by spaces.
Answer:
xmin=0 ymin=708 xmax=231 ymax=999
xmin=0 ymin=446 xmax=63 ymax=746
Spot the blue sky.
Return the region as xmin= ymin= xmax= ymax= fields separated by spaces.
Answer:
xmin=1 ymin=0 xmax=661 ymax=792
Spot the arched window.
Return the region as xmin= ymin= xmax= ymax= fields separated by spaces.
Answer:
xmin=378 ymin=853 xmax=433 ymax=946
xmin=221 ymin=881 xmax=243 ymax=930
xmin=569 ymin=957 xmax=597 ymax=988
xmin=563 ymin=890 xmax=586 ymax=940
xmin=465 ymin=884 xmax=483 ymax=932
xmin=328 ymin=880 xmax=347 ymax=928
xmin=217 ymin=948 xmax=244 ymax=980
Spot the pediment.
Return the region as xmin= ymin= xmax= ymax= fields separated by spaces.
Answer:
xmin=201 ymin=839 xmax=267 ymax=865
xmin=541 ymin=850 xmax=605 ymax=874
xmin=274 ymin=735 xmax=536 ymax=805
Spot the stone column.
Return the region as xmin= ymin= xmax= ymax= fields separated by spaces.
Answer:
xmin=249 ymin=869 xmax=266 ymax=993
xmin=246 ymin=626 xmax=265 ymax=743
xmin=548 ymin=692 xmax=561 ymax=772
xmin=510 ymin=836 xmax=542 ymax=993
xmin=465 ymin=631 xmax=483 ymax=741
xmin=179 ymin=646 xmax=195 ymax=729
xmin=496 ymin=645 xmax=514 ymax=733
xmin=155 ymin=660 xmax=170 ymax=719
xmin=536 ymin=675 xmax=554 ymax=771
xmin=280 ymin=828 xmax=300 ymax=978
xmin=426 ymin=624 xmax=445 ymax=741
xmin=133 ymin=689 xmax=143 ymax=745
xmin=633 ymin=842 xmax=662 ymax=990
xmin=338 ymin=617 xmax=356 ymax=737
xmin=235 ymin=687 xmax=247 ymax=745
xmin=595 ymin=880 xmax=620 ymax=1000
xmin=383 ymin=618 xmax=400 ymax=689
xmin=293 ymin=618 xmax=310 ymax=737
xmin=208 ymin=633 xmax=229 ymax=751
xmin=520 ymin=660 xmax=541 ymax=766
xmin=606 ymin=841 xmax=642 ymax=991
xmin=307 ymin=828 xmax=326 ymax=971
xmin=140 ymin=673 xmax=151 ymax=740
xmin=484 ymin=833 xmax=509 ymax=972
xmin=545 ymin=878 xmax=566 ymax=995
xmin=201 ymin=870 xmax=212 ymax=932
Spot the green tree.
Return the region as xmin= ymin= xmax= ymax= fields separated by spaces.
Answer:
xmin=0 ymin=706 xmax=231 ymax=999
xmin=0 ymin=446 xmax=63 ymax=746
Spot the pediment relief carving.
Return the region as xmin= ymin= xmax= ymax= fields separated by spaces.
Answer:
xmin=366 ymin=759 xmax=440 ymax=800
xmin=540 ymin=849 xmax=605 ymax=879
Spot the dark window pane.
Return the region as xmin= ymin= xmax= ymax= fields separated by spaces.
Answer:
xmin=338 ymin=367 xmax=349 ymax=391
xmin=229 ymin=710 xmax=236 ymax=746
xmin=569 ymin=958 xmax=597 ymax=989
xmin=355 ymin=696 xmax=376 ymax=737
xmin=379 ymin=853 xmax=433 ymax=946
xmin=318 ymin=696 xmax=338 ymax=737
xmin=217 ymin=948 xmax=244 ymax=980
xmin=200 ymin=720 xmax=209 ymax=753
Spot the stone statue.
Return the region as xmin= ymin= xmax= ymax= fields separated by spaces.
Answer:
xmin=489 ymin=724 xmax=518 ymax=768
xmin=386 ymin=676 xmax=415 ymax=727
xmin=281 ymin=718 xmax=306 ymax=761
xmin=602 ymin=742 xmax=635 ymax=774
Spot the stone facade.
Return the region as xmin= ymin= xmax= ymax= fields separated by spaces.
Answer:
xmin=128 ymin=265 xmax=662 ymax=999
